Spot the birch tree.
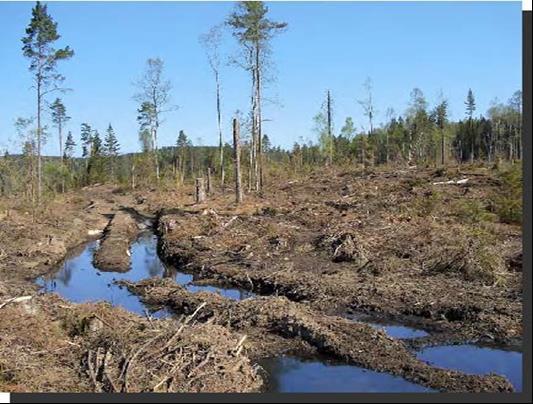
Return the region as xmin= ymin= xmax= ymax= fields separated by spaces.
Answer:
xmin=134 ymin=58 xmax=175 ymax=181
xmin=200 ymin=25 xmax=226 ymax=189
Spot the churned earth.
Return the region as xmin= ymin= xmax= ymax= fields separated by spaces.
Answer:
xmin=0 ymin=165 xmax=523 ymax=392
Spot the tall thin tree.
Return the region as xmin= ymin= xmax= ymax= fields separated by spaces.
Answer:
xmin=200 ymin=25 xmax=226 ymax=189
xmin=50 ymin=98 xmax=70 ymax=192
xmin=358 ymin=77 xmax=376 ymax=135
xmin=233 ymin=118 xmax=243 ymax=204
xmin=227 ymin=1 xmax=287 ymax=191
xmin=104 ymin=124 xmax=120 ymax=181
xmin=22 ymin=1 xmax=74 ymax=200
xmin=134 ymin=58 xmax=175 ymax=181
xmin=465 ymin=88 xmax=476 ymax=163
xmin=434 ymin=99 xmax=448 ymax=166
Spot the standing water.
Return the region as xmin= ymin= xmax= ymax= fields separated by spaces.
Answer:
xmin=416 ymin=345 xmax=522 ymax=391
xmin=346 ymin=313 xmax=429 ymax=339
xmin=259 ymin=356 xmax=434 ymax=393
xmin=36 ymin=231 xmax=520 ymax=393
xmin=37 ymin=231 xmax=254 ymax=316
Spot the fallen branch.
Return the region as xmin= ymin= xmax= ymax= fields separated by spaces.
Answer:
xmin=0 ymin=295 xmax=33 ymax=309
xmin=432 ymin=178 xmax=469 ymax=185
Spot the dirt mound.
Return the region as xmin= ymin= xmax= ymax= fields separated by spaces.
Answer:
xmin=121 ymin=278 xmax=514 ymax=393
xmin=93 ymin=212 xmax=138 ymax=272
xmin=318 ymin=232 xmax=369 ymax=265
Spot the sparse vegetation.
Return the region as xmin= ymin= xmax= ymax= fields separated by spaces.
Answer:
xmin=492 ymin=163 xmax=522 ymax=224
xmin=0 ymin=0 xmax=523 ymax=395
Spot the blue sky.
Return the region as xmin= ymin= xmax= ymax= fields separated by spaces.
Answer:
xmin=0 ymin=1 xmax=522 ymax=156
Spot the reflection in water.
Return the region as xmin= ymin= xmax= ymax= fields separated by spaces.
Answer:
xmin=369 ymin=324 xmax=429 ymax=339
xmin=346 ymin=313 xmax=429 ymax=339
xmin=259 ymin=356 xmax=434 ymax=393
xmin=416 ymin=345 xmax=522 ymax=391
xmin=37 ymin=231 xmax=254 ymax=317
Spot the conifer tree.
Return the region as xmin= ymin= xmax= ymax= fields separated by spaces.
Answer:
xmin=22 ymin=1 xmax=74 ymax=199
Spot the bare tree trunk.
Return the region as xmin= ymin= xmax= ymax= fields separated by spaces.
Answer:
xmin=440 ymin=129 xmax=445 ymax=166
xmin=256 ymin=43 xmax=264 ymax=191
xmin=215 ymin=72 xmax=225 ymax=189
xmin=233 ymin=118 xmax=243 ymax=204
xmin=248 ymin=145 xmax=253 ymax=193
xmin=195 ymin=178 xmax=206 ymax=204
xmin=470 ymin=120 xmax=475 ymax=164
xmin=59 ymin=121 xmax=65 ymax=193
xmin=153 ymin=127 xmax=160 ymax=181
xmin=509 ymin=134 xmax=514 ymax=163
xmin=36 ymin=77 xmax=42 ymax=201
xmin=131 ymin=163 xmax=136 ymax=189
xmin=327 ymin=90 xmax=333 ymax=166
xmin=386 ymin=130 xmax=390 ymax=165
xmin=206 ymin=167 xmax=212 ymax=195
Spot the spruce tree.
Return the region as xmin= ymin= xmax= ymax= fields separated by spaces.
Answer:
xmin=465 ymin=89 xmax=476 ymax=162
xmin=104 ymin=124 xmax=120 ymax=157
xmin=104 ymin=124 xmax=120 ymax=180
xmin=50 ymin=98 xmax=70 ymax=164
xmin=64 ymin=131 xmax=76 ymax=160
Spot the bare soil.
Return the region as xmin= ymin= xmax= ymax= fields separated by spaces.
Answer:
xmin=93 ymin=211 xmax=139 ymax=272
xmin=0 ymin=166 xmax=523 ymax=392
xmin=155 ymin=167 xmax=522 ymax=349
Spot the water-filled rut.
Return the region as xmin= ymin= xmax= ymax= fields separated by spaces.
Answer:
xmin=37 ymin=231 xmax=254 ymax=316
xmin=36 ymin=228 xmax=522 ymax=393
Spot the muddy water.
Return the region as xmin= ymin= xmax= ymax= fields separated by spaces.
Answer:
xmin=416 ymin=345 xmax=522 ymax=391
xmin=259 ymin=356 xmax=434 ymax=393
xmin=36 ymin=231 xmax=254 ymax=316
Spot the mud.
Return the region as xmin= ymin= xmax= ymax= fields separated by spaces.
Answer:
xmin=154 ymin=167 xmax=522 ymax=349
xmin=92 ymin=212 xmax=139 ymax=272
xmin=121 ymin=278 xmax=514 ymax=392
xmin=0 ymin=166 xmax=523 ymax=393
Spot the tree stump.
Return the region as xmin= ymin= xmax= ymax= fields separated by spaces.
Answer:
xmin=195 ymin=178 xmax=206 ymax=204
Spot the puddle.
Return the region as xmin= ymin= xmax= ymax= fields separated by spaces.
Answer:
xmin=37 ymin=231 xmax=254 ymax=316
xmin=416 ymin=345 xmax=522 ymax=391
xmin=259 ymin=356 xmax=434 ymax=392
xmin=346 ymin=313 xmax=429 ymax=339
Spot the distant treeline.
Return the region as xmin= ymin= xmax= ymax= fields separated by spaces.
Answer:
xmin=1 ymin=1 xmax=522 ymax=209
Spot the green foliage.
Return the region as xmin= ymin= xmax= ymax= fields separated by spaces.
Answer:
xmin=226 ymin=1 xmax=287 ymax=44
xmin=452 ymin=199 xmax=497 ymax=224
xmin=104 ymin=124 xmax=120 ymax=157
xmin=43 ymin=161 xmax=71 ymax=194
xmin=492 ymin=163 xmax=522 ymax=224
xmin=22 ymin=1 xmax=74 ymax=73
xmin=50 ymin=98 xmax=70 ymax=128
xmin=80 ymin=123 xmax=93 ymax=159
xmin=64 ymin=131 xmax=76 ymax=159
xmin=412 ymin=189 xmax=442 ymax=217
xmin=465 ymin=88 xmax=476 ymax=119
xmin=426 ymin=226 xmax=506 ymax=285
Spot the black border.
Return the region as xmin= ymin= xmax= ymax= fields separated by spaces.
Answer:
xmin=6 ymin=4 xmax=533 ymax=404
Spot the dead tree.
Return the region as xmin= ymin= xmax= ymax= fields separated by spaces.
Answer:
xmin=233 ymin=118 xmax=243 ymax=204
xmin=130 ymin=163 xmax=136 ymax=190
xmin=195 ymin=178 xmax=206 ymax=204
xmin=326 ymin=90 xmax=333 ymax=166
xmin=206 ymin=167 xmax=212 ymax=195
xmin=199 ymin=26 xmax=225 ymax=190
